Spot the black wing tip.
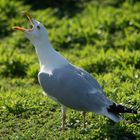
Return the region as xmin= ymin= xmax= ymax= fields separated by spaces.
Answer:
xmin=107 ymin=103 xmax=138 ymax=114
xmin=131 ymin=109 xmax=137 ymax=114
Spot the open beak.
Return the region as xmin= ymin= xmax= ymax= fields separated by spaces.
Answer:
xmin=13 ymin=12 xmax=34 ymax=31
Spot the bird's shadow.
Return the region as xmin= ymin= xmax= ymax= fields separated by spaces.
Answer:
xmin=65 ymin=114 xmax=137 ymax=139
xmin=80 ymin=121 xmax=136 ymax=139
xmin=97 ymin=120 xmax=137 ymax=140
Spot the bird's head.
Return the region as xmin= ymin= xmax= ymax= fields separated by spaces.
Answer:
xmin=13 ymin=12 xmax=48 ymax=43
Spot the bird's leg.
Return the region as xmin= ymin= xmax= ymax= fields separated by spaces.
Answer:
xmin=82 ymin=111 xmax=86 ymax=128
xmin=61 ymin=105 xmax=66 ymax=130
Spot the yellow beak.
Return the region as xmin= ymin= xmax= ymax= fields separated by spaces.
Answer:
xmin=13 ymin=12 xmax=33 ymax=31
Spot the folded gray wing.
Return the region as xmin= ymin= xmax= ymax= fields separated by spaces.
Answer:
xmin=74 ymin=66 xmax=108 ymax=99
xmin=38 ymin=64 xmax=112 ymax=113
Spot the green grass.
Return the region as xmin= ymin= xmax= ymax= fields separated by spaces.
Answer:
xmin=0 ymin=0 xmax=140 ymax=139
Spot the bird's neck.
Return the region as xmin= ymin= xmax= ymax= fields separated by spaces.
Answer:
xmin=32 ymin=39 xmax=68 ymax=74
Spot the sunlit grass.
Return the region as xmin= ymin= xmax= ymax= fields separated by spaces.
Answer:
xmin=0 ymin=0 xmax=140 ymax=139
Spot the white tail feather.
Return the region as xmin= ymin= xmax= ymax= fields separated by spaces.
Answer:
xmin=100 ymin=107 xmax=122 ymax=122
xmin=104 ymin=112 xmax=122 ymax=122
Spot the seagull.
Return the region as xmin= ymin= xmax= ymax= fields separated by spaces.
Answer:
xmin=13 ymin=13 xmax=137 ymax=130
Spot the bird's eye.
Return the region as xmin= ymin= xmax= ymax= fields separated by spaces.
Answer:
xmin=37 ymin=25 xmax=40 ymax=30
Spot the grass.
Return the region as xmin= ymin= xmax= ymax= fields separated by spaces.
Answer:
xmin=0 ymin=0 xmax=140 ymax=139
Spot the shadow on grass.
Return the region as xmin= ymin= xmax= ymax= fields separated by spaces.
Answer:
xmin=63 ymin=116 xmax=136 ymax=139
xmin=100 ymin=121 xmax=137 ymax=140
xmin=21 ymin=0 xmax=92 ymax=18
xmin=5 ymin=103 xmax=40 ymax=118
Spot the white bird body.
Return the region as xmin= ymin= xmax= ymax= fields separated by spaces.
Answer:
xmin=31 ymin=29 xmax=120 ymax=122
